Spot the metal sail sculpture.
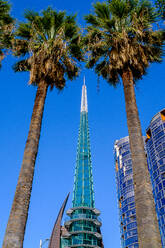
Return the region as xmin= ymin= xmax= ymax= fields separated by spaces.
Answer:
xmin=48 ymin=193 xmax=69 ymax=248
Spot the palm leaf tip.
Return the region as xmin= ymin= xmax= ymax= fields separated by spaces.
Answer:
xmin=24 ymin=9 xmax=39 ymax=21
xmin=13 ymin=60 xmax=30 ymax=72
xmin=84 ymin=14 xmax=100 ymax=26
xmin=93 ymin=1 xmax=110 ymax=19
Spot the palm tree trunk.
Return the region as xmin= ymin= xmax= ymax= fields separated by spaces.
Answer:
xmin=3 ymin=80 xmax=48 ymax=248
xmin=122 ymin=68 xmax=161 ymax=247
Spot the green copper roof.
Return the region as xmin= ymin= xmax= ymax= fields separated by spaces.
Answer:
xmin=72 ymin=82 xmax=95 ymax=208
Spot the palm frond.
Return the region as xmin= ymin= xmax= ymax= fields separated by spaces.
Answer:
xmin=16 ymin=23 xmax=32 ymax=39
xmin=13 ymin=59 xmax=31 ymax=72
xmin=155 ymin=0 xmax=165 ymax=20
xmin=24 ymin=10 xmax=38 ymax=22
xmin=0 ymin=0 xmax=14 ymax=67
xmin=94 ymin=2 xmax=111 ymax=19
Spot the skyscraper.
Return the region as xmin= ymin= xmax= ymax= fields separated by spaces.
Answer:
xmin=146 ymin=109 xmax=165 ymax=247
xmin=61 ymin=82 xmax=103 ymax=248
xmin=114 ymin=137 xmax=139 ymax=248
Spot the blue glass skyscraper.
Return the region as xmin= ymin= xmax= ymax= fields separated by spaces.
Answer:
xmin=114 ymin=109 xmax=165 ymax=248
xmin=61 ymin=81 xmax=103 ymax=248
xmin=146 ymin=109 xmax=165 ymax=247
xmin=114 ymin=137 xmax=139 ymax=248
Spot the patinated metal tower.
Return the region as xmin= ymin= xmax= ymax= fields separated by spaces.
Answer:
xmin=61 ymin=81 xmax=103 ymax=248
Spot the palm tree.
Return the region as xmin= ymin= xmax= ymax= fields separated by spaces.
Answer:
xmin=3 ymin=7 xmax=82 ymax=248
xmin=0 ymin=0 xmax=14 ymax=67
xmin=84 ymin=0 xmax=164 ymax=247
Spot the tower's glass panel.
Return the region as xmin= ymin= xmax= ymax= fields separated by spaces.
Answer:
xmin=73 ymin=112 xmax=94 ymax=208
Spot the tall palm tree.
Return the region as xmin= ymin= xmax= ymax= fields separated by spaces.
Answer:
xmin=0 ymin=0 xmax=14 ymax=67
xmin=3 ymin=7 xmax=82 ymax=248
xmin=84 ymin=0 xmax=164 ymax=247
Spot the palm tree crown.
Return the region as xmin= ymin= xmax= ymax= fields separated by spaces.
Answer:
xmin=0 ymin=0 xmax=14 ymax=67
xmin=84 ymin=0 xmax=164 ymax=85
xmin=13 ymin=7 xmax=83 ymax=89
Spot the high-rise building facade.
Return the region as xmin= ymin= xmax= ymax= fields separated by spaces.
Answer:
xmin=146 ymin=109 xmax=165 ymax=247
xmin=114 ymin=109 xmax=165 ymax=248
xmin=61 ymin=82 xmax=103 ymax=248
xmin=114 ymin=137 xmax=139 ymax=248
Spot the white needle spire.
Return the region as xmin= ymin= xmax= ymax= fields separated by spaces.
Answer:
xmin=81 ymin=76 xmax=88 ymax=112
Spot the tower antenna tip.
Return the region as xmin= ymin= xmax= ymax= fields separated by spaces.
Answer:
xmin=83 ymin=76 xmax=86 ymax=86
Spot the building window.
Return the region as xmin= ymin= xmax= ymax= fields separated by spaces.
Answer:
xmin=146 ymin=129 xmax=152 ymax=142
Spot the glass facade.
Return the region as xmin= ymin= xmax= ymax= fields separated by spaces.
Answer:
xmin=114 ymin=110 xmax=165 ymax=248
xmin=114 ymin=137 xmax=139 ymax=248
xmin=61 ymin=84 xmax=103 ymax=248
xmin=146 ymin=109 xmax=165 ymax=247
xmin=73 ymin=111 xmax=94 ymax=208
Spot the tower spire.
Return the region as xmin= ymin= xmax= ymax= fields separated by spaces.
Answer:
xmin=81 ymin=79 xmax=88 ymax=113
xmin=61 ymin=81 xmax=103 ymax=248
xmin=83 ymin=75 xmax=85 ymax=85
xmin=73 ymin=82 xmax=94 ymax=208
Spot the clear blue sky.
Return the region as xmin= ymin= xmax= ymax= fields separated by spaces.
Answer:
xmin=0 ymin=0 xmax=164 ymax=247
